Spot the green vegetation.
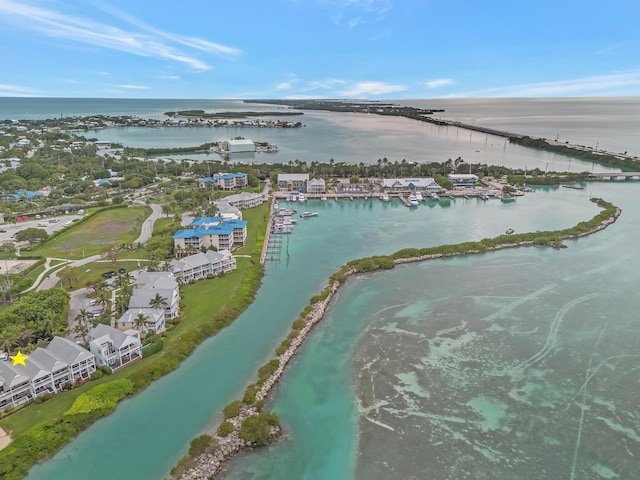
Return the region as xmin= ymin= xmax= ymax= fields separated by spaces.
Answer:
xmin=238 ymin=411 xmax=280 ymax=446
xmin=223 ymin=400 xmax=243 ymax=419
xmin=218 ymin=421 xmax=233 ymax=437
xmin=32 ymin=206 xmax=150 ymax=259
xmin=0 ymin=289 xmax=69 ymax=353
xmin=510 ymin=136 xmax=640 ymax=171
xmin=0 ymin=202 xmax=269 ymax=479
xmin=0 ymin=379 xmax=134 ymax=480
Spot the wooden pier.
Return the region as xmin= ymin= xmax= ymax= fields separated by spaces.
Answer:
xmin=259 ymin=197 xmax=277 ymax=264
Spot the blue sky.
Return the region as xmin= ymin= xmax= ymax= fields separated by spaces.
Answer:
xmin=1 ymin=0 xmax=639 ymax=99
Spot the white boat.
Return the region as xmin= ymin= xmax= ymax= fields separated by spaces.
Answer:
xmin=415 ymin=192 xmax=424 ymax=202
xmin=429 ymin=192 xmax=440 ymax=201
xmin=381 ymin=193 xmax=390 ymax=202
xmin=298 ymin=193 xmax=306 ymax=202
xmin=408 ymin=194 xmax=419 ymax=206
xmin=300 ymin=211 xmax=318 ymax=218
xmin=321 ymin=196 xmax=327 ymax=201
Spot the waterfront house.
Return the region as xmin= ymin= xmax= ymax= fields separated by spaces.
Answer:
xmin=223 ymin=192 xmax=263 ymax=209
xmin=0 ymin=337 xmax=96 ymax=412
xmin=381 ymin=178 xmax=442 ymax=194
xmin=277 ymin=173 xmax=309 ymax=192
xmin=89 ymin=324 xmax=142 ymax=371
xmin=169 ymin=250 xmax=236 ymax=284
xmin=199 ymin=172 xmax=249 ymax=190
xmin=448 ymin=173 xmax=479 ymax=188
xmin=129 ymin=271 xmax=180 ymax=321
xmin=214 ymin=200 xmax=242 ymax=220
xmin=116 ymin=308 xmax=166 ymax=335
xmin=306 ymin=178 xmax=326 ymax=194
xmin=173 ymin=217 xmax=247 ymax=253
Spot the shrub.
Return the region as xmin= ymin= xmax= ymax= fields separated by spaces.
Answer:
xmin=238 ymin=411 xmax=280 ymax=446
xmin=218 ymin=421 xmax=233 ymax=437
xmin=100 ymin=365 xmax=113 ymax=375
xmin=223 ymin=400 xmax=243 ymax=419
xmin=188 ymin=434 xmax=213 ymax=457
xmin=90 ymin=369 xmax=103 ymax=381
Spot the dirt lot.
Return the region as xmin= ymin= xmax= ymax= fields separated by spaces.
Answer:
xmin=0 ymin=259 xmax=38 ymax=275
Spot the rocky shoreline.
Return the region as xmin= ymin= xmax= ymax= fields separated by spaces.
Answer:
xmin=176 ymin=204 xmax=621 ymax=480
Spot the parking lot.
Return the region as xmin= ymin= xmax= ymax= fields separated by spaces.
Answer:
xmin=0 ymin=212 xmax=85 ymax=246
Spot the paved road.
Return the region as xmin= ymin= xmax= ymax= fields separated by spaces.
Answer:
xmin=134 ymin=203 xmax=163 ymax=245
xmin=36 ymin=254 xmax=102 ymax=291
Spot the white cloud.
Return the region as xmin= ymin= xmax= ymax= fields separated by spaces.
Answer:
xmin=0 ymin=0 xmax=241 ymax=71
xmin=313 ymin=0 xmax=393 ymax=26
xmin=425 ymin=78 xmax=454 ymax=89
xmin=113 ymin=84 xmax=150 ymax=90
xmin=158 ymin=75 xmax=181 ymax=81
xmin=339 ymin=81 xmax=406 ymax=97
xmin=454 ymin=71 xmax=640 ymax=97
xmin=276 ymin=75 xmax=300 ymax=90
xmin=0 ymin=83 xmax=38 ymax=97
xmin=307 ymin=78 xmax=347 ymax=90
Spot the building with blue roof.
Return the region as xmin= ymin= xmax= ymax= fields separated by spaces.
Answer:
xmin=198 ymin=172 xmax=248 ymax=191
xmin=173 ymin=217 xmax=247 ymax=253
xmin=0 ymin=189 xmax=44 ymax=201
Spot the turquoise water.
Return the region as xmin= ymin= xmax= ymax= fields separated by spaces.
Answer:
xmin=25 ymin=191 xmax=603 ymax=480
xmin=223 ymin=183 xmax=640 ymax=480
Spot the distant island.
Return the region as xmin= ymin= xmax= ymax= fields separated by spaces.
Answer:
xmin=164 ymin=110 xmax=304 ymax=119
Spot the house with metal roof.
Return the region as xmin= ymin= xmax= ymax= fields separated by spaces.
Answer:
xmin=129 ymin=272 xmax=180 ymax=322
xmin=448 ymin=173 xmax=479 ymax=188
xmin=224 ymin=139 xmax=255 ymax=153
xmin=307 ymin=178 xmax=326 ymax=193
xmin=214 ymin=200 xmax=242 ymax=220
xmin=199 ymin=172 xmax=248 ymax=190
xmin=89 ymin=324 xmax=142 ymax=371
xmin=381 ymin=178 xmax=442 ymax=193
xmin=169 ymin=249 xmax=236 ymax=284
xmin=116 ymin=308 xmax=166 ymax=335
xmin=0 ymin=337 xmax=96 ymax=411
xmin=173 ymin=218 xmax=247 ymax=253
xmin=277 ymin=173 xmax=309 ymax=191
xmin=223 ymin=192 xmax=263 ymax=209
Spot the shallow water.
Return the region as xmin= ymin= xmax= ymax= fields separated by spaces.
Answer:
xmin=221 ymin=184 xmax=640 ymax=480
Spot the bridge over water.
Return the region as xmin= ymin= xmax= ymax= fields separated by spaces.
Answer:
xmin=589 ymin=172 xmax=640 ymax=180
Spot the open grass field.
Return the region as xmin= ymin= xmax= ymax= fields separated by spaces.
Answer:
xmin=32 ymin=206 xmax=151 ymax=259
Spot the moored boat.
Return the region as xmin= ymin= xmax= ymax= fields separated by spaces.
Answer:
xmin=408 ymin=193 xmax=419 ymax=206
xmin=415 ymin=192 xmax=424 ymax=202
xmin=381 ymin=193 xmax=390 ymax=202
xmin=300 ymin=211 xmax=318 ymax=218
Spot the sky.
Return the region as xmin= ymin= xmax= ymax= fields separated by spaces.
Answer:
xmin=0 ymin=0 xmax=639 ymax=99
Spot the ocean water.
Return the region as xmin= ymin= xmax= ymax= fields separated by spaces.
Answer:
xmin=224 ymin=183 xmax=640 ymax=480
xmin=82 ymin=109 xmax=622 ymax=173
xmin=3 ymin=97 xmax=637 ymax=479
xmin=399 ymin=97 xmax=640 ymax=157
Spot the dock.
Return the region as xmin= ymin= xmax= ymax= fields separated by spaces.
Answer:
xmin=259 ymin=197 xmax=277 ymax=264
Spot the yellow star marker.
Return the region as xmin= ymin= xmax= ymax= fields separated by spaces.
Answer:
xmin=10 ymin=351 xmax=29 ymax=367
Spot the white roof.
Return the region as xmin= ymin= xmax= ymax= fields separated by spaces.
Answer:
xmin=278 ymin=173 xmax=309 ymax=181
xmin=381 ymin=177 xmax=438 ymax=188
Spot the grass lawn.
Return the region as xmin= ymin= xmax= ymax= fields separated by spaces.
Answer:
xmin=0 ymin=202 xmax=269 ymax=439
xmin=58 ymin=260 xmax=150 ymax=290
xmin=31 ymin=206 xmax=151 ymax=260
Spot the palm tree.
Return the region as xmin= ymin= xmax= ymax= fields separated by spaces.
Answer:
xmin=42 ymin=311 xmax=59 ymax=338
xmin=133 ymin=312 xmax=148 ymax=333
xmin=96 ymin=290 xmax=110 ymax=308
xmin=0 ymin=324 xmax=21 ymax=353
xmin=149 ymin=293 xmax=168 ymax=311
xmin=114 ymin=294 xmax=129 ymax=317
